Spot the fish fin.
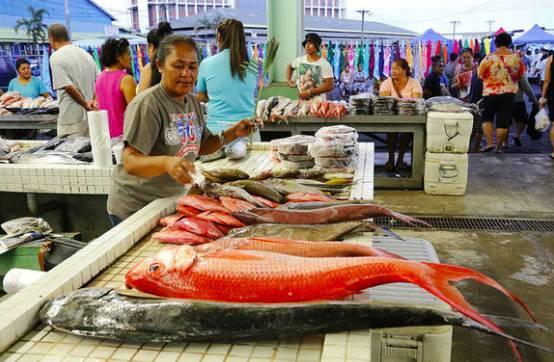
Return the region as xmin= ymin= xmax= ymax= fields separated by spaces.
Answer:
xmin=388 ymin=211 xmax=433 ymax=228
xmin=250 ymin=236 xmax=298 ymax=244
xmin=418 ymin=262 xmax=536 ymax=361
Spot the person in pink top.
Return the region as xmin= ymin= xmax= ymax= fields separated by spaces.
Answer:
xmin=379 ymin=58 xmax=423 ymax=172
xmin=95 ymin=38 xmax=137 ymax=138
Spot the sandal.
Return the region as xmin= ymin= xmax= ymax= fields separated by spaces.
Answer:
xmin=384 ymin=160 xmax=395 ymax=172
xmin=396 ymin=159 xmax=408 ymax=170
xmin=481 ymin=144 xmax=495 ymax=152
xmin=495 ymin=149 xmax=504 ymax=154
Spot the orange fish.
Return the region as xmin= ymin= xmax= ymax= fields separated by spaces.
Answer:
xmin=252 ymin=195 xmax=281 ymax=208
xmin=159 ymin=214 xmax=183 ymax=227
xmin=178 ymin=195 xmax=228 ymax=213
xmin=219 ymin=196 xmax=256 ymax=212
xmin=173 ymin=217 xmax=224 ymax=239
xmin=196 ymin=211 xmax=246 ymax=228
xmin=175 ymin=205 xmax=201 ymax=217
xmin=151 ymin=228 xmax=213 ymax=245
xmin=286 ymin=192 xmax=332 ymax=203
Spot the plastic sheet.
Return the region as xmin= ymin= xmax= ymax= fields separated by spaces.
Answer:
xmin=1 ymin=217 xmax=52 ymax=235
xmin=425 ymin=96 xmax=479 ymax=113
xmin=87 ymin=110 xmax=113 ymax=168
xmin=276 ymin=135 xmax=316 ymax=155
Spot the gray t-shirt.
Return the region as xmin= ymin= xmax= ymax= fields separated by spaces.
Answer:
xmin=50 ymin=44 xmax=99 ymax=127
xmin=107 ymin=84 xmax=212 ymax=220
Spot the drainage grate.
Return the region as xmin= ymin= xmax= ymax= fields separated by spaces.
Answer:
xmin=373 ymin=216 xmax=554 ymax=232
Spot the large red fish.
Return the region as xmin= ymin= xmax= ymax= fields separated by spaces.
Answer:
xmin=196 ymin=211 xmax=245 ymax=228
xmin=173 ymin=217 xmax=224 ymax=239
xmin=125 ymin=245 xmax=534 ymax=360
xmin=233 ymin=204 xmax=432 ymax=228
xmin=152 ymin=228 xmax=213 ymax=245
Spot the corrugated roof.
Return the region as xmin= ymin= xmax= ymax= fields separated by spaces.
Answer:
xmin=171 ymin=8 xmax=416 ymax=38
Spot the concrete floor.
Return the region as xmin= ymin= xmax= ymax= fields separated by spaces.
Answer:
xmin=375 ymin=154 xmax=554 ymax=362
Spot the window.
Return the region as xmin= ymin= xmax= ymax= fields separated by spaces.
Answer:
xmin=148 ymin=5 xmax=157 ymax=28
xmin=132 ymin=8 xmax=140 ymax=30
xmin=178 ymin=4 xmax=186 ymax=17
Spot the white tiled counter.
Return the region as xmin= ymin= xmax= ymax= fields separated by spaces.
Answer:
xmin=0 ymin=164 xmax=113 ymax=194
xmin=2 ymin=141 xmax=453 ymax=362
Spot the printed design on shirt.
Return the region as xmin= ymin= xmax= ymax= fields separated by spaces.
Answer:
xmin=298 ymin=63 xmax=322 ymax=92
xmin=165 ymin=112 xmax=203 ymax=157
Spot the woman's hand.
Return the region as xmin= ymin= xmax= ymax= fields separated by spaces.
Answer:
xmin=164 ymin=157 xmax=195 ymax=184
xmin=298 ymin=90 xmax=311 ymax=100
xmin=287 ymin=79 xmax=297 ymax=88
xmin=229 ymin=119 xmax=257 ymax=138
xmin=539 ymin=97 xmax=548 ymax=107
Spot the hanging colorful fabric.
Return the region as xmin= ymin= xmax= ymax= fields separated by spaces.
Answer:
xmin=321 ymin=42 xmax=327 ymax=61
xmin=363 ymin=42 xmax=369 ymax=74
xmin=383 ymin=44 xmax=391 ymax=77
xmin=442 ymin=44 xmax=448 ymax=63
xmin=425 ymin=41 xmax=432 ymax=76
xmin=406 ymin=40 xmax=413 ymax=68
xmin=484 ymin=38 xmax=491 ymax=55
xmin=369 ymin=42 xmax=375 ymax=77
xmin=435 ymin=40 xmax=442 ymax=56
xmin=333 ymin=44 xmax=340 ymax=78
xmin=400 ymin=41 xmax=406 ymax=60
xmin=474 ymin=39 xmax=480 ymax=56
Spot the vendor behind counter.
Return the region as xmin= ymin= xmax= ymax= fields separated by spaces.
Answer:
xmin=107 ymin=35 xmax=255 ymax=225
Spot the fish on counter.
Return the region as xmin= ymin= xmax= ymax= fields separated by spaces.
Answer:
xmin=123 ymin=244 xmax=539 ymax=359
xmin=219 ymin=197 xmax=256 ymax=212
xmin=201 ymin=168 xmax=250 ymax=183
xmin=285 ymin=192 xmax=332 ymax=203
xmin=262 ymin=179 xmax=325 ymax=196
xmin=198 ymin=149 xmax=225 ymax=163
xmin=40 ymin=287 xmax=550 ymax=359
xmin=233 ymin=204 xmax=432 ymax=228
xmin=173 ymin=217 xmax=224 ymax=239
xmin=178 ymin=195 xmax=229 ymax=213
xmin=195 ymin=237 xmax=404 ymax=259
xmin=226 ymin=180 xmax=285 ymax=203
xmin=176 ymin=205 xmax=201 ymax=217
xmin=280 ymin=199 xmax=365 ymax=210
xmin=196 ymin=211 xmax=246 ymax=228
xmin=151 ymin=228 xmax=213 ymax=245
xmin=225 ymin=221 xmax=381 ymax=241
xmin=251 ymin=195 xmax=281 ymax=208
xmin=202 ymin=182 xmax=267 ymax=208
xmin=158 ymin=214 xmax=184 ymax=227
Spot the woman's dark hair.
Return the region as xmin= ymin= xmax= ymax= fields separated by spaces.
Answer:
xmin=15 ymin=58 xmax=30 ymax=71
xmin=392 ymin=58 xmax=411 ymax=77
xmin=157 ymin=34 xmax=198 ymax=66
xmin=494 ymin=32 xmax=512 ymax=48
xmin=147 ymin=21 xmax=173 ymax=50
xmin=100 ymin=38 xmax=130 ymax=68
xmin=217 ymin=18 xmax=248 ymax=81
xmin=148 ymin=22 xmax=174 ymax=86
xmin=449 ymin=53 xmax=458 ymax=62
xmin=461 ymin=48 xmax=473 ymax=56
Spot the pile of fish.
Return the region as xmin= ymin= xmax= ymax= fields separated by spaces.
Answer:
xmin=256 ymin=96 xmax=349 ymax=123
xmin=0 ymin=92 xmax=58 ymax=116
xmin=2 ymin=136 xmax=94 ymax=164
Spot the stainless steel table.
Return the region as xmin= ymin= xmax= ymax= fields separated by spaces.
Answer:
xmin=261 ymin=115 xmax=426 ymax=189
xmin=0 ymin=114 xmax=57 ymax=130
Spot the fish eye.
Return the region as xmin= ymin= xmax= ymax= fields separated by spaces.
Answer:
xmin=149 ymin=263 xmax=161 ymax=273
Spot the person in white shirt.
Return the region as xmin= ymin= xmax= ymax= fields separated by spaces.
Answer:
xmin=286 ymin=33 xmax=334 ymax=101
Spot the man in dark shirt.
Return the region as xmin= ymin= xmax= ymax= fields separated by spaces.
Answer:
xmin=423 ymin=58 xmax=449 ymax=99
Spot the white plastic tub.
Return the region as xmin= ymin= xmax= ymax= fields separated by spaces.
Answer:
xmin=424 ymin=152 xmax=469 ymax=195
xmin=426 ymin=111 xmax=473 ymax=153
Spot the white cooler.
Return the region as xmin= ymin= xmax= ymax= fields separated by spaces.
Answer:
xmin=426 ymin=111 xmax=473 ymax=153
xmin=424 ymin=152 xmax=469 ymax=195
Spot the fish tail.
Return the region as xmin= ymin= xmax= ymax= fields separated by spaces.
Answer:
xmin=388 ymin=211 xmax=432 ymax=228
xmin=416 ymin=262 xmax=537 ymax=362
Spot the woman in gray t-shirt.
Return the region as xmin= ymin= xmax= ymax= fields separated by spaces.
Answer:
xmin=107 ymin=35 xmax=255 ymax=223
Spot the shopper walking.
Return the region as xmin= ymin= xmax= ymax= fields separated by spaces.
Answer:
xmin=8 ymin=58 xmax=50 ymax=98
xmin=107 ymin=35 xmax=255 ymax=224
xmin=539 ymin=54 xmax=554 ymax=159
xmin=451 ymin=48 xmax=477 ymax=102
xmin=48 ymin=23 xmax=99 ymax=137
xmin=137 ymin=21 xmax=173 ymax=93
xmin=511 ymin=76 xmax=539 ymax=147
xmin=286 ymin=33 xmax=334 ymax=100
xmin=379 ymin=58 xmax=423 ymax=171
xmin=423 ymin=58 xmax=449 ymax=99
xmin=196 ymin=19 xmax=257 ymax=160
xmin=478 ymin=32 xmax=525 ymax=153
xmin=95 ymin=38 xmax=137 ymax=139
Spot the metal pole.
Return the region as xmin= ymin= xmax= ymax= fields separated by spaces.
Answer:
xmin=64 ymin=0 xmax=71 ymax=37
xmin=450 ymin=20 xmax=460 ymax=40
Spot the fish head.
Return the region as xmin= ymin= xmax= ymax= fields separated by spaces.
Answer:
xmin=125 ymin=245 xmax=197 ymax=295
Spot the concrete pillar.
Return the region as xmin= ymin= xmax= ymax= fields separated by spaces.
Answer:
xmin=266 ymin=0 xmax=304 ymax=83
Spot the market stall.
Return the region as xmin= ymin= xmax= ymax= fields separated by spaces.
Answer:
xmin=0 ymin=140 xmax=458 ymax=362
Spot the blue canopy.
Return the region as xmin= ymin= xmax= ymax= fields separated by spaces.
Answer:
xmin=514 ymin=24 xmax=554 ymax=45
xmin=413 ymin=28 xmax=450 ymax=42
